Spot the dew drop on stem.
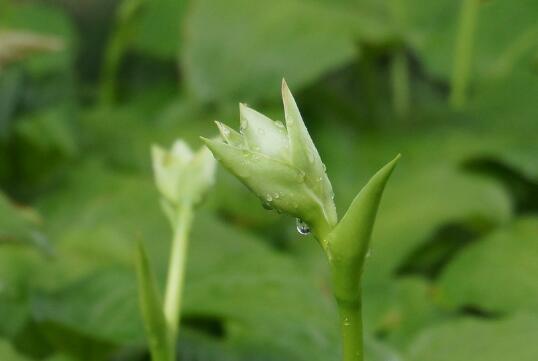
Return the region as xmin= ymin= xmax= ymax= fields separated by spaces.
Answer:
xmin=296 ymin=218 xmax=311 ymax=235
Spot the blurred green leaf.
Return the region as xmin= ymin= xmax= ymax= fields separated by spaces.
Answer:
xmin=439 ymin=217 xmax=538 ymax=314
xmin=363 ymin=277 xmax=446 ymax=349
xmin=0 ymin=191 xmax=48 ymax=250
xmin=0 ymin=2 xmax=73 ymax=75
xmin=130 ymin=0 xmax=186 ymax=59
xmin=0 ymin=69 xmax=22 ymax=138
xmin=182 ymin=0 xmax=390 ymax=103
xmin=0 ymin=339 xmax=30 ymax=361
xmin=406 ymin=0 xmax=538 ymax=82
xmin=32 ymin=269 xmax=142 ymax=344
xmin=135 ymin=243 xmax=173 ymax=361
xmin=407 ymin=313 xmax=538 ymax=361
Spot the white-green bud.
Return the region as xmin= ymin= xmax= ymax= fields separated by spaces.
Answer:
xmin=202 ymin=80 xmax=337 ymax=238
xmin=152 ymin=140 xmax=216 ymax=213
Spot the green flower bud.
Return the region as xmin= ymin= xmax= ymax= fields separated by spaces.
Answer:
xmin=202 ymin=80 xmax=337 ymax=239
xmin=152 ymin=140 xmax=216 ymax=213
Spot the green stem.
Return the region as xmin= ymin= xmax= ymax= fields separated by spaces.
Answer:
xmin=390 ymin=49 xmax=410 ymax=117
xmin=99 ymin=0 xmax=145 ymax=106
xmin=163 ymin=203 xmax=193 ymax=341
xmin=99 ymin=33 xmax=124 ymax=106
xmin=356 ymin=46 xmax=379 ymax=122
xmin=337 ymin=298 xmax=363 ymax=361
xmin=450 ymin=0 xmax=480 ymax=109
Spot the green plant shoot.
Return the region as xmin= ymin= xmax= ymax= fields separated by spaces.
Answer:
xmin=202 ymin=79 xmax=400 ymax=361
xmin=136 ymin=140 xmax=216 ymax=361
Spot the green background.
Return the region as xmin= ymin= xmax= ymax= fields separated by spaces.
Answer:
xmin=0 ymin=0 xmax=537 ymax=360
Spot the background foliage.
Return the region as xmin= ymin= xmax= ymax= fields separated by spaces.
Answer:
xmin=0 ymin=0 xmax=537 ymax=360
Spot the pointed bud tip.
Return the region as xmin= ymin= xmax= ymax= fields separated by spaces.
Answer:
xmin=214 ymin=120 xmax=225 ymax=131
xmin=281 ymin=78 xmax=291 ymax=96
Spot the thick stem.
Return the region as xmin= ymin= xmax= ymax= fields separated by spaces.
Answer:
xmin=163 ymin=203 xmax=193 ymax=340
xmin=337 ymin=299 xmax=363 ymax=361
xmin=450 ymin=0 xmax=480 ymax=109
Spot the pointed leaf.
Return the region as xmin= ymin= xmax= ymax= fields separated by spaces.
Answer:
xmin=327 ymin=155 xmax=400 ymax=302
xmin=215 ymin=121 xmax=243 ymax=147
xmin=135 ymin=243 xmax=173 ymax=361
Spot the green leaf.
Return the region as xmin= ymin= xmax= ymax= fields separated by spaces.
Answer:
xmin=406 ymin=0 xmax=538 ymax=82
xmin=326 ymin=155 xmax=400 ymax=303
xmin=407 ymin=313 xmax=538 ymax=361
xmin=130 ymin=0 xmax=186 ymax=59
xmin=0 ymin=2 xmax=73 ymax=75
xmin=0 ymin=339 xmax=31 ymax=361
xmin=439 ymin=217 xmax=538 ymax=313
xmin=362 ymin=277 xmax=447 ymax=349
xmin=182 ymin=0 xmax=369 ymax=102
xmin=135 ymin=243 xmax=173 ymax=361
xmin=0 ymin=192 xmax=48 ymax=252
xmin=32 ymin=269 xmax=143 ymax=344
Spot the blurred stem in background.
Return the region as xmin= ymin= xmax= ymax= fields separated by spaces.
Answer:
xmin=99 ymin=0 xmax=146 ymax=106
xmin=450 ymin=0 xmax=480 ymax=109
xmin=163 ymin=203 xmax=193 ymax=339
xmin=390 ymin=49 xmax=410 ymax=118
xmin=136 ymin=204 xmax=194 ymax=361
xmin=356 ymin=47 xmax=379 ymax=121
xmin=389 ymin=0 xmax=410 ymax=117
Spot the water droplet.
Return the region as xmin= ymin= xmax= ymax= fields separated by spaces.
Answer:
xmin=240 ymin=119 xmax=248 ymax=133
xmin=273 ymin=192 xmax=280 ymax=199
xmin=296 ymin=218 xmax=310 ymax=235
xmin=261 ymin=201 xmax=273 ymax=210
xmin=322 ymin=163 xmax=327 ymax=171
xmin=343 ymin=317 xmax=351 ymax=326
xmin=266 ymin=194 xmax=273 ymax=202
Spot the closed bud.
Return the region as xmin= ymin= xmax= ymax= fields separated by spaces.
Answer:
xmin=202 ymin=80 xmax=337 ymax=239
xmin=152 ymin=140 xmax=216 ymax=215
